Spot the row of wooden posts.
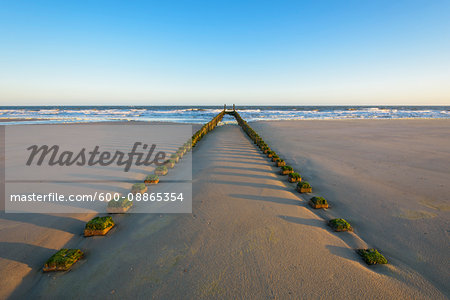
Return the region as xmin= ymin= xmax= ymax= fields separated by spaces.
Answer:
xmin=192 ymin=110 xmax=225 ymax=147
xmin=42 ymin=108 xmax=387 ymax=271
xmin=230 ymin=110 xmax=308 ymax=186
xmin=224 ymin=104 xmax=236 ymax=111
xmin=42 ymin=110 xmax=228 ymax=272
xmin=228 ymin=110 xmax=388 ymax=265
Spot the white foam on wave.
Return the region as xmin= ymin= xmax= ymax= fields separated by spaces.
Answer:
xmin=1 ymin=106 xmax=449 ymax=125
xmin=37 ymin=109 xmax=59 ymax=114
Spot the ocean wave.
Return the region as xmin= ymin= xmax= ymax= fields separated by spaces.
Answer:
xmin=37 ymin=109 xmax=60 ymax=114
xmin=0 ymin=106 xmax=449 ymax=124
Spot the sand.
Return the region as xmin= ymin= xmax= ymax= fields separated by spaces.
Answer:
xmin=252 ymin=119 xmax=450 ymax=296
xmin=0 ymin=121 xmax=448 ymax=299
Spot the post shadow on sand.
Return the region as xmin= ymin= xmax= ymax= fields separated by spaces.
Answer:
xmin=203 ymin=148 xmax=260 ymax=157
xmin=280 ymin=215 xmax=368 ymax=256
xmin=279 ymin=215 xmax=364 ymax=263
xmin=278 ymin=215 xmax=325 ymax=228
xmin=213 ymin=146 xmax=260 ymax=153
xmin=214 ymin=144 xmax=258 ymax=151
xmin=75 ymin=163 xmax=156 ymax=176
xmin=213 ymin=165 xmax=274 ymax=174
xmin=213 ymin=150 xmax=262 ymax=156
xmin=213 ymin=158 xmax=270 ymax=167
xmin=210 ymin=179 xmax=290 ymax=192
xmin=68 ymin=171 xmax=148 ymax=182
xmin=230 ymin=194 xmax=300 ymax=206
xmin=0 ymin=213 xmax=85 ymax=234
xmin=53 ymin=180 xmax=127 ymax=195
xmin=325 ymin=244 xmax=362 ymax=263
xmin=213 ymin=171 xmax=280 ymax=181
xmin=213 ymin=153 xmax=267 ymax=162
xmin=213 ymin=148 xmax=260 ymax=154
xmin=0 ymin=242 xmax=55 ymax=269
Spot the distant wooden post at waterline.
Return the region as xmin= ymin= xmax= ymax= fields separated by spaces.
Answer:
xmin=224 ymin=104 xmax=236 ymax=114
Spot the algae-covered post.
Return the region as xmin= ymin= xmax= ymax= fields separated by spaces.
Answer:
xmin=357 ymin=249 xmax=388 ymax=265
xmin=43 ymin=249 xmax=84 ymax=272
xmin=329 ymin=218 xmax=352 ymax=232
xmin=84 ymin=216 xmax=115 ymax=236
xmin=288 ymin=172 xmax=302 ymax=183
xmin=170 ymin=153 xmax=179 ymax=163
xmin=165 ymin=159 xmax=176 ymax=169
xmin=297 ymin=181 xmax=312 ymax=193
xmin=155 ymin=165 xmax=168 ymax=176
xmin=309 ymin=196 xmax=328 ymax=208
xmin=276 ymin=159 xmax=286 ymax=167
xmin=145 ymin=174 xmax=159 ymax=185
xmin=107 ymin=197 xmax=133 ymax=213
xmin=131 ymin=183 xmax=147 ymax=194
xmin=191 ymin=110 xmax=225 ymax=147
xmin=280 ymin=165 xmax=293 ymax=175
xmin=176 ymin=148 xmax=184 ymax=159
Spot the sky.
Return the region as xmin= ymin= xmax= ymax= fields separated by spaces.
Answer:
xmin=0 ymin=0 xmax=449 ymax=106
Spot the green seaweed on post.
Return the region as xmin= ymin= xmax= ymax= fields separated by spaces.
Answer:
xmin=165 ymin=159 xmax=176 ymax=168
xmin=156 ymin=165 xmax=168 ymax=171
xmin=85 ymin=216 xmax=114 ymax=230
xmin=155 ymin=165 xmax=168 ymax=175
xmin=85 ymin=216 xmax=114 ymax=231
xmin=280 ymin=165 xmax=293 ymax=175
xmin=276 ymin=159 xmax=286 ymax=167
xmin=288 ymin=172 xmax=302 ymax=182
xmin=131 ymin=183 xmax=147 ymax=193
xmin=357 ymin=249 xmax=388 ymax=265
xmin=43 ymin=249 xmax=84 ymax=272
xmin=329 ymin=218 xmax=352 ymax=232
xmin=297 ymin=181 xmax=312 ymax=193
xmin=176 ymin=149 xmax=184 ymax=158
xmin=145 ymin=174 xmax=159 ymax=184
xmin=309 ymin=196 xmax=327 ymax=208
xmin=170 ymin=153 xmax=179 ymax=163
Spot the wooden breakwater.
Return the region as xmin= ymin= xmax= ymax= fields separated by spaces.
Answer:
xmin=192 ymin=110 xmax=225 ymax=147
xmin=229 ymin=108 xmax=388 ymax=266
xmin=40 ymin=110 xmax=227 ymax=273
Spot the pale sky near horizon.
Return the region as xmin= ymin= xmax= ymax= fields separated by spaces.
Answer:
xmin=0 ymin=0 xmax=449 ymax=106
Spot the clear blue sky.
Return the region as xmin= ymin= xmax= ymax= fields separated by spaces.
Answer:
xmin=1 ymin=0 xmax=449 ymax=105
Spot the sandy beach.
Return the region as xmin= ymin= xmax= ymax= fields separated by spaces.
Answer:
xmin=2 ymin=0 xmax=449 ymax=297
xmin=0 ymin=120 xmax=449 ymax=299
xmin=252 ymin=119 xmax=450 ymax=296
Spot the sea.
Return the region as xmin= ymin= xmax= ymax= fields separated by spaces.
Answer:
xmin=0 ymin=106 xmax=449 ymax=125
